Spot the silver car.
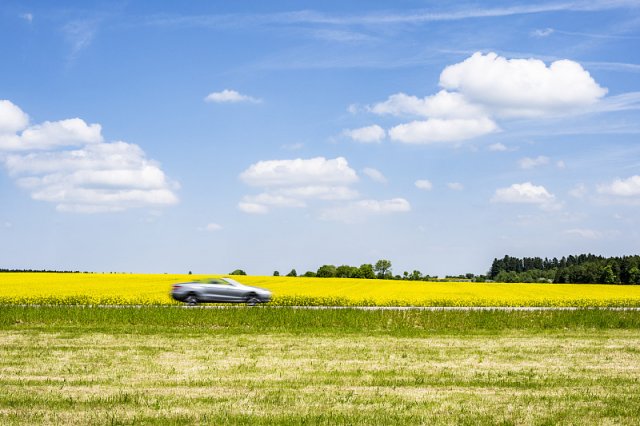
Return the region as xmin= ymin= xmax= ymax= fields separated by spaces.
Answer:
xmin=171 ymin=277 xmax=272 ymax=306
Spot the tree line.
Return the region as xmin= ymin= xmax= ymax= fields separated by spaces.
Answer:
xmin=489 ymin=254 xmax=640 ymax=284
xmin=270 ymin=259 xmax=437 ymax=281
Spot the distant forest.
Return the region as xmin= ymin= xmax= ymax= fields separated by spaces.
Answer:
xmin=489 ymin=254 xmax=640 ymax=284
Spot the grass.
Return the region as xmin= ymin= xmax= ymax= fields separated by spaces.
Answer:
xmin=1 ymin=307 xmax=640 ymax=424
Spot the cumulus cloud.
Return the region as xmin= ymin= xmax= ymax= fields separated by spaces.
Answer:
xmin=414 ymin=179 xmax=433 ymax=190
xmin=491 ymin=182 xmax=557 ymax=208
xmin=363 ymin=51 xmax=608 ymax=145
xmin=447 ymin=182 xmax=464 ymax=191
xmin=370 ymin=90 xmax=486 ymax=119
xmin=204 ymin=89 xmax=261 ymax=104
xmin=362 ymin=167 xmax=387 ymax=183
xmin=238 ymin=157 xmax=361 ymax=214
xmin=0 ymin=100 xmax=29 ymax=135
xmin=0 ymin=100 xmax=178 ymax=213
xmin=518 ymin=155 xmax=550 ymax=169
xmin=440 ymin=52 xmax=607 ymax=118
xmin=343 ymin=124 xmax=385 ymax=143
xmin=237 ymin=202 xmax=269 ymax=214
xmin=597 ymin=175 xmax=640 ymax=197
xmin=240 ymin=157 xmax=358 ymax=187
xmin=389 ymin=117 xmax=498 ymax=144
xmin=321 ymin=198 xmax=411 ymax=223
xmin=238 ymin=157 xmax=406 ymax=218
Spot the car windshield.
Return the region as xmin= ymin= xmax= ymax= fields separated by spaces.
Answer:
xmin=200 ymin=278 xmax=230 ymax=285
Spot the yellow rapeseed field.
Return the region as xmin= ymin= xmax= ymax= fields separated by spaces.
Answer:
xmin=2 ymin=272 xmax=640 ymax=306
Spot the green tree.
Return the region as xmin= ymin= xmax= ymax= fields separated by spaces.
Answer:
xmin=303 ymin=271 xmax=316 ymax=277
xmin=273 ymin=271 xmax=280 ymax=276
xmin=600 ymin=265 xmax=617 ymax=284
xmin=374 ymin=259 xmax=392 ymax=279
xmin=316 ymin=264 xmax=337 ymax=278
xmin=358 ymin=264 xmax=375 ymax=279
xmin=336 ymin=265 xmax=358 ymax=278
xmin=628 ymin=266 xmax=640 ymax=284
xmin=409 ymin=270 xmax=422 ymax=280
xmin=229 ymin=269 xmax=246 ymax=276
xmin=286 ymin=269 xmax=297 ymax=277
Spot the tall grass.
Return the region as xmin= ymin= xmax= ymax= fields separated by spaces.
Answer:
xmin=2 ymin=306 xmax=640 ymax=335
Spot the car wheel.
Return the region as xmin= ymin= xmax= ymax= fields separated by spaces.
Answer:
xmin=185 ymin=294 xmax=198 ymax=306
xmin=246 ymin=294 xmax=260 ymax=306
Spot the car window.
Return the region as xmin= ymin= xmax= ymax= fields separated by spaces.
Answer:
xmin=203 ymin=279 xmax=228 ymax=285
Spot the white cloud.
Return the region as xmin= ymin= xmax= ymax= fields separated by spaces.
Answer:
xmin=243 ymin=192 xmax=306 ymax=208
xmin=276 ymin=185 xmax=358 ymax=200
xmin=63 ymin=19 xmax=98 ymax=62
xmin=556 ymin=160 xmax=566 ymax=169
xmin=204 ymin=223 xmax=223 ymax=232
xmin=204 ymin=89 xmax=261 ymax=104
xmin=362 ymin=167 xmax=387 ymax=183
xmin=365 ymin=52 xmax=608 ymax=145
xmin=237 ymin=202 xmax=269 ymax=214
xmin=389 ymin=117 xmax=498 ymax=144
xmin=564 ymin=228 xmax=602 ymax=239
xmin=531 ymin=28 xmax=554 ymax=37
xmin=439 ymin=52 xmax=607 ymax=118
xmin=488 ymin=142 xmax=508 ymax=152
xmin=518 ymin=155 xmax=550 ymax=169
xmin=20 ymin=13 xmax=33 ymax=23
xmin=321 ymin=198 xmax=410 ymax=222
xmin=240 ymin=157 xmax=358 ymax=187
xmin=0 ymin=100 xmax=29 ymax=135
xmin=370 ymin=90 xmax=486 ymax=119
xmin=0 ymin=101 xmax=178 ymax=213
xmin=569 ymin=183 xmax=588 ymax=198
xmin=343 ymin=124 xmax=385 ymax=143
xmin=414 ymin=179 xmax=433 ymax=190
xmin=492 ymin=182 xmax=556 ymax=206
xmin=597 ymin=175 xmax=640 ymax=197
xmin=447 ymin=182 xmax=464 ymax=191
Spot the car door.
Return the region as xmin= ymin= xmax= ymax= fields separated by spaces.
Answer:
xmin=201 ymin=279 xmax=238 ymax=302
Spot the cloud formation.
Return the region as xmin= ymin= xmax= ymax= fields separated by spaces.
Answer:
xmin=362 ymin=167 xmax=387 ymax=183
xmin=491 ymin=182 xmax=556 ymax=208
xmin=414 ymin=179 xmax=432 ymax=190
xmin=440 ymin=52 xmax=607 ymax=118
xmin=320 ymin=198 xmax=410 ymax=223
xmin=239 ymin=157 xmax=407 ymax=219
xmin=0 ymin=100 xmax=178 ymax=213
xmin=518 ymin=155 xmax=550 ymax=169
xmin=343 ymin=124 xmax=385 ymax=143
xmin=204 ymin=89 xmax=261 ymax=104
xmin=366 ymin=52 xmax=608 ymax=145
xmin=597 ymin=175 xmax=640 ymax=197
xmin=240 ymin=157 xmax=358 ymax=187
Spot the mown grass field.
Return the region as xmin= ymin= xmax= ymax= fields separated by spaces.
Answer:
xmin=1 ymin=307 xmax=640 ymax=425
xmin=2 ymin=272 xmax=640 ymax=307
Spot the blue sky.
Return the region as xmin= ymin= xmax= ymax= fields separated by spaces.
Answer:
xmin=1 ymin=1 xmax=639 ymax=276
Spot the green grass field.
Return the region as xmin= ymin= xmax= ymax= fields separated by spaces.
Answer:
xmin=2 ymin=307 xmax=640 ymax=425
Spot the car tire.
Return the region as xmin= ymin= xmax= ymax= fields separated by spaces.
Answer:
xmin=246 ymin=294 xmax=260 ymax=306
xmin=185 ymin=294 xmax=198 ymax=306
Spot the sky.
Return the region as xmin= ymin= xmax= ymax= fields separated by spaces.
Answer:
xmin=1 ymin=1 xmax=640 ymax=276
